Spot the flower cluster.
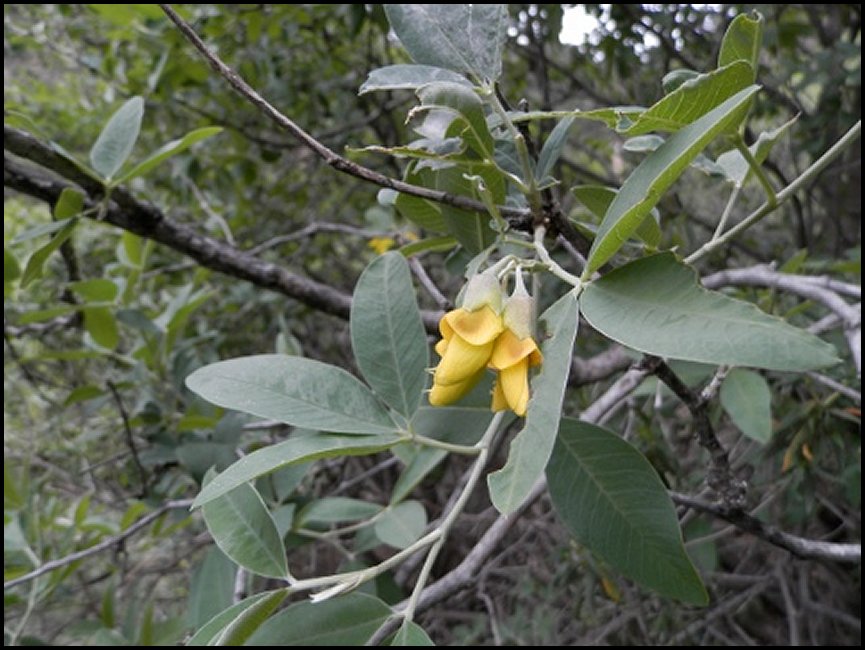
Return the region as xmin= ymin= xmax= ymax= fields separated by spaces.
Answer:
xmin=429 ymin=270 xmax=541 ymax=416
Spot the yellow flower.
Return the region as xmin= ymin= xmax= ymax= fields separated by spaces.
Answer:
xmin=428 ymin=268 xmax=543 ymax=416
xmin=489 ymin=328 xmax=543 ymax=416
xmin=368 ymin=237 xmax=395 ymax=254
xmin=429 ymin=305 xmax=504 ymax=406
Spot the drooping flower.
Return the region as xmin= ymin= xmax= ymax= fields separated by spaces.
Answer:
xmin=489 ymin=328 xmax=542 ymax=416
xmin=428 ymin=268 xmax=543 ymax=417
xmin=489 ymin=272 xmax=542 ymax=416
xmin=429 ymin=271 xmax=504 ymax=407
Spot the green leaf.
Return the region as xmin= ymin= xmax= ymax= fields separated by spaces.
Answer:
xmin=487 ymin=291 xmax=580 ymax=515
xmin=411 ymin=406 xmax=494 ymax=446
xmin=391 ymin=405 xmax=497 ymax=503
xmin=186 ymin=592 xmax=275 ymax=646
xmin=391 ymin=447 xmax=446 ymax=505
xmin=64 ymin=384 xmax=105 ymax=407
xmin=583 ymin=85 xmax=760 ymax=277
xmin=394 ymin=191 xmax=448 ymax=233
xmin=430 ymin=164 xmax=502 ymax=254
xmin=114 ymin=126 xmax=223 ymax=185
xmin=89 ymin=96 xmax=145 ymax=180
xmin=720 ymin=369 xmax=773 ymax=443
xmin=572 ymin=185 xmax=660 ymax=248
xmin=622 ymin=134 xmax=665 ymax=153
xmin=719 ymin=11 xmax=763 ymax=74
xmin=185 ymin=354 xmax=398 ymax=435
xmin=580 ymin=253 xmax=840 ymax=371
xmin=120 ymin=232 xmax=144 ymax=268
xmin=21 ymin=217 xmax=79 ymax=287
xmin=507 ymin=106 xmax=646 ymax=130
xmin=193 ymin=433 xmax=404 ymax=508
xmin=715 ymin=116 xmax=798 ymax=187
xmin=547 ymin=418 xmax=708 ymax=605
xmin=186 ymin=547 xmax=235 ymax=629
xmin=83 ymin=307 xmax=119 ymax=349
xmin=416 ymin=81 xmax=494 ymax=158
xmin=4 ymin=248 xmax=21 ymax=283
xmin=176 ymin=443 xmax=236 ymax=482
xmin=374 ymin=500 xmax=427 ymax=549
xmin=54 ymin=186 xmax=86 ymax=219
xmin=384 ymin=5 xmax=508 ymax=82
xmin=392 ymin=620 xmax=435 ymax=646
xmin=535 ymin=116 xmax=575 ymax=182
xmin=211 ymin=589 xmax=288 ymax=646
xmin=296 ymin=498 xmax=383 ymax=527
xmin=11 ymin=218 xmax=76 ymax=244
xmin=69 ymin=278 xmax=119 ymax=303
xmin=246 ymin=593 xmax=392 ymax=646
xmin=360 ymin=64 xmax=471 ymax=94
xmin=202 ymin=481 xmax=288 ymax=579
xmin=623 ymin=62 xmax=755 ymax=136
xmin=398 ymin=236 xmax=458 ymax=257
xmin=661 ymin=68 xmax=700 ymax=94
xmin=351 ymin=252 xmax=428 ymax=418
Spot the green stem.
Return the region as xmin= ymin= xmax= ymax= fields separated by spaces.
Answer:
xmin=686 ymin=120 xmax=860 ymax=265
xmin=412 ymin=433 xmax=481 ymax=455
xmin=712 ymin=185 xmax=742 ymax=240
xmin=482 ymin=85 xmax=543 ymax=215
xmin=401 ymin=411 xmax=506 ymax=624
xmin=534 ymin=226 xmax=582 ymax=288
xmin=734 ymin=135 xmax=777 ymax=207
xmin=288 ymin=408 xmax=501 ymax=596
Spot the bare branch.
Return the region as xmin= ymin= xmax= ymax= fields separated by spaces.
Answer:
xmin=569 ymin=346 xmax=632 ymax=387
xmin=3 ymin=147 xmax=443 ymax=332
xmin=408 ymin=257 xmax=452 ymax=311
xmin=3 ymin=499 xmax=193 ymax=590
xmin=670 ymin=491 xmax=861 ymax=563
xmin=106 ymin=381 xmax=149 ymax=498
xmin=806 ymin=371 xmax=861 ymax=403
xmin=653 ymin=359 xmax=746 ymax=507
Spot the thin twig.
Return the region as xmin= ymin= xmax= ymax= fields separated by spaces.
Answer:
xmin=806 ymin=371 xmax=861 ymax=403
xmin=247 ymin=222 xmax=389 ymax=256
xmin=3 ymin=499 xmax=193 ymax=590
xmin=774 ymin=565 xmax=801 ymax=646
xmin=408 ymin=257 xmax=452 ymax=311
xmin=158 ymin=4 xmax=531 ymax=225
xmin=670 ymin=491 xmax=861 ymax=563
xmin=686 ymin=120 xmax=861 ymax=264
xmin=106 ymin=381 xmax=149 ymax=497
xmin=653 ymin=359 xmax=746 ymax=507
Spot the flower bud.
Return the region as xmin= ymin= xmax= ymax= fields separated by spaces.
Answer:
xmin=503 ymin=271 xmax=534 ymax=340
xmin=461 ymin=269 xmax=503 ymax=313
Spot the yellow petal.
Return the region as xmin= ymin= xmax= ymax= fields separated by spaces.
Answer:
xmin=444 ymin=306 xmax=503 ymax=346
xmin=499 ymin=358 xmax=530 ymax=416
xmin=434 ymin=335 xmax=494 ymax=385
xmin=490 ymin=329 xmax=540 ymax=370
xmin=434 ymin=337 xmax=449 ymax=358
xmin=439 ymin=314 xmax=455 ymax=340
xmin=491 ymin=377 xmax=508 ymax=412
xmin=429 ymin=369 xmax=485 ymax=406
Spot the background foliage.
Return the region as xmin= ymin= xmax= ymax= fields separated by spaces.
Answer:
xmin=4 ymin=4 xmax=860 ymax=646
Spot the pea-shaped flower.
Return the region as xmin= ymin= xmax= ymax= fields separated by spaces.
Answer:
xmin=429 ymin=271 xmax=504 ymax=406
xmin=489 ymin=272 xmax=542 ymax=416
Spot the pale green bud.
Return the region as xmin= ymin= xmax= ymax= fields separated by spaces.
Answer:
xmin=503 ymin=271 xmax=534 ymax=340
xmin=461 ymin=269 xmax=504 ymax=313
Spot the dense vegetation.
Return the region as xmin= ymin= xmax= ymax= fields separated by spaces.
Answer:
xmin=4 ymin=4 xmax=860 ymax=646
